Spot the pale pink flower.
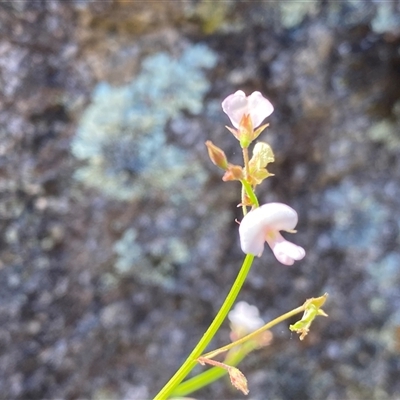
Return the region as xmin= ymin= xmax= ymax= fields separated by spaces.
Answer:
xmin=222 ymin=90 xmax=274 ymax=129
xmin=228 ymin=301 xmax=264 ymax=337
xmin=239 ymin=203 xmax=306 ymax=265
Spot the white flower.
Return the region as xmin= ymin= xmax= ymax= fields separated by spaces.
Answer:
xmin=228 ymin=301 xmax=264 ymax=336
xmin=222 ymin=90 xmax=274 ymax=129
xmin=239 ymin=203 xmax=306 ymax=265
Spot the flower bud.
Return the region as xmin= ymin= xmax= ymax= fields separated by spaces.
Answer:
xmin=222 ymin=164 xmax=243 ymax=181
xmin=228 ymin=367 xmax=249 ymax=395
xmin=205 ymin=140 xmax=229 ymax=170
xmin=238 ymin=114 xmax=253 ymax=148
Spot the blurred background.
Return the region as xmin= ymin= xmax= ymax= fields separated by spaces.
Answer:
xmin=1 ymin=1 xmax=400 ymax=399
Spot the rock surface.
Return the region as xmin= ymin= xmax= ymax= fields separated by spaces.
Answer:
xmin=0 ymin=1 xmax=400 ymax=399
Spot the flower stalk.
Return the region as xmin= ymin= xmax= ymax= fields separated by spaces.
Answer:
xmin=153 ymin=254 xmax=255 ymax=399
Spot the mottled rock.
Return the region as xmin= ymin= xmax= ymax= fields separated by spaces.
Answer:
xmin=0 ymin=1 xmax=400 ymax=399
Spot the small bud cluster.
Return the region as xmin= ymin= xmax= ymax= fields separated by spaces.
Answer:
xmin=206 ymin=90 xmax=275 ymax=185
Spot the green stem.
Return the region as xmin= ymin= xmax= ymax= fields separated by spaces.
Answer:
xmin=242 ymin=147 xmax=250 ymax=179
xmin=241 ymin=185 xmax=247 ymax=215
xmin=240 ymin=179 xmax=259 ymax=208
xmin=172 ymin=365 xmax=229 ymax=397
xmin=153 ymin=254 xmax=255 ymax=399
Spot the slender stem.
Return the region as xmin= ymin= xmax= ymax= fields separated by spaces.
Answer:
xmin=240 ymin=179 xmax=259 ymax=208
xmin=198 ymin=356 xmax=230 ymax=370
xmin=242 ymin=147 xmax=250 ymax=179
xmin=241 ymin=185 xmax=247 ymax=215
xmin=153 ymin=254 xmax=255 ymax=399
xmin=171 ymin=364 xmax=231 ymax=397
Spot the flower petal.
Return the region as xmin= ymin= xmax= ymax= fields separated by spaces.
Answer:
xmin=249 ymin=141 xmax=274 ymax=169
xmin=247 ymin=91 xmax=274 ymax=128
xmin=222 ymin=90 xmax=248 ymax=128
xmin=228 ymin=301 xmax=264 ymax=333
xmin=239 ymin=208 xmax=267 ymax=256
xmin=222 ymin=91 xmax=274 ymax=129
xmin=266 ymin=232 xmax=306 ymax=266
xmin=239 ymin=203 xmax=304 ymax=265
xmin=243 ymin=203 xmax=298 ymax=233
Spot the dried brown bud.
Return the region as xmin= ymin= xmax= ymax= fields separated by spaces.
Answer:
xmin=205 ymin=140 xmax=229 ymax=170
xmin=222 ymin=164 xmax=244 ymax=182
xmin=228 ymin=367 xmax=249 ymax=395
